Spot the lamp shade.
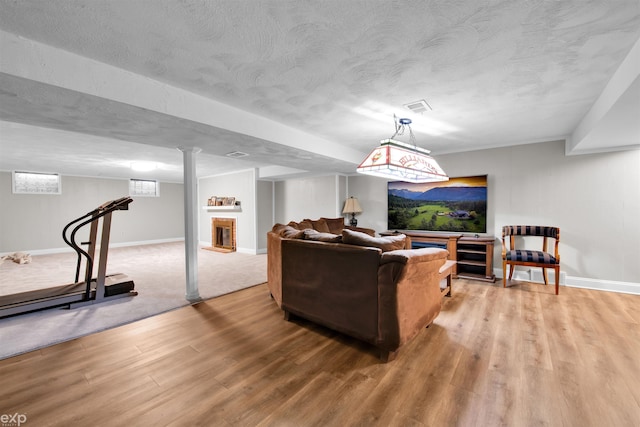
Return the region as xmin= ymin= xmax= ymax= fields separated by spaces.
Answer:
xmin=357 ymin=139 xmax=449 ymax=183
xmin=342 ymin=197 xmax=362 ymax=214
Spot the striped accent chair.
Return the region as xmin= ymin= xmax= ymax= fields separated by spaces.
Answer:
xmin=501 ymin=226 xmax=561 ymax=294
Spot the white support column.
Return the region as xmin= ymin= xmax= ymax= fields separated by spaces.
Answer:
xmin=178 ymin=147 xmax=202 ymax=302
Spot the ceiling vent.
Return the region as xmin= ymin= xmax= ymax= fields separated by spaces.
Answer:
xmin=225 ymin=151 xmax=249 ymax=158
xmin=404 ymin=99 xmax=432 ymax=114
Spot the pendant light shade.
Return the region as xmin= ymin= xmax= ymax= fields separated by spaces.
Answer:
xmin=357 ymin=139 xmax=449 ymax=183
xmin=357 ymin=118 xmax=448 ymax=183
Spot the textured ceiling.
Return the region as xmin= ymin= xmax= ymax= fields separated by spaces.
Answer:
xmin=1 ymin=0 xmax=639 ymax=182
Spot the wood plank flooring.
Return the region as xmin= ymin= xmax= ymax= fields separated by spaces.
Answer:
xmin=1 ymin=280 xmax=639 ymax=427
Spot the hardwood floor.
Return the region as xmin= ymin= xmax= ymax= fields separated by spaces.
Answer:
xmin=1 ymin=280 xmax=638 ymax=426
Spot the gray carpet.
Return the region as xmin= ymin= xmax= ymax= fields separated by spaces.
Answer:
xmin=0 ymin=242 xmax=267 ymax=360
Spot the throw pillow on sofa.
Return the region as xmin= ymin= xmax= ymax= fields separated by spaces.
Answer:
xmin=303 ymin=229 xmax=343 ymax=243
xmin=272 ymin=223 xmax=287 ymax=233
xmin=273 ymin=224 xmax=305 ymax=239
xmin=342 ymin=229 xmax=406 ymax=252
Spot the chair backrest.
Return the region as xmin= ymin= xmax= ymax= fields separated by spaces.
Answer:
xmin=502 ymin=225 xmax=560 ymax=258
xmin=502 ymin=225 xmax=559 ymax=239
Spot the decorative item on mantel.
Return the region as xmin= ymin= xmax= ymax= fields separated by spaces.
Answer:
xmin=343 ymin=196 xmax=363 ymax=226
xmin=204 ymin=197 xmax=241 ymax=211
xmin=208 ymin=196 xmax=236 ymax=206
xmin=357 ymin=115 xmax=449 ymax=183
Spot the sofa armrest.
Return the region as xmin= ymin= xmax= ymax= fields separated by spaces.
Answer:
xmin=267 ymin=232 xmax=284 ymax=307
xmin=377 ymin=248 xmax=448 ymax=351
xmin=379 ymin=247 xmax=448 ymax=266
xmin=439 ymin=260 xmax=456 ymax=297
xmin=404 ymin=234 xmax=412 ymax=249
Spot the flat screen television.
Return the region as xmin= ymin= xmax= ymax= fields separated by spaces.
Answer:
xmin=388 ymin=175 xmax=488 ymax=233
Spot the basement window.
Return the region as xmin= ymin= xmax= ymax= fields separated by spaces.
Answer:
xmin=129 ymin=179 xmax=160 ymax=197
xmin=12 ymin=171 xmax=61 ymax=195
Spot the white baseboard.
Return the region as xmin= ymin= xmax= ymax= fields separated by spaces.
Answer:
xmin=112 ymin=238 xmax=184 ymax=248
xmin=494 ymin=268 xmax=640 ymax=295
xmin=563 ymin=276 xmax=640 ymax=295
xmin=236 ymin=247 xmax=258 ymax=255
xmin=9 ymin=239 xmax=265 ymax=258
xmin=2 ymin=238 xmax=185 ymax=257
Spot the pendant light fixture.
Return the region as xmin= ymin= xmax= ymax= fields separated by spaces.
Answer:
xmin=357 ymin=116 xmax=449 ymax=183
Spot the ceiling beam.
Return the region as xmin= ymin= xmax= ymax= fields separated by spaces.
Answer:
xmin=567 ymin=36 xmax=640 ymax=155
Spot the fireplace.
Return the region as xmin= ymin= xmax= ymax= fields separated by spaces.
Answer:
xmin=211 ymin=218 xmax=236 ymax=252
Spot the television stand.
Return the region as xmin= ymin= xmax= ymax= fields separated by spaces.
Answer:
xmin=381 ymin=231 xmax=496 ymax=283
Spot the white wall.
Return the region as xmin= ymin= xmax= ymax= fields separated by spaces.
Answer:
xmin=337 ymin=175 xmax=348 ymax=218
xmin=343 ymin=140 xmax=640 ymax=287
xmin=0 ymin=172 xmax=184 ymax=253
xmin=345 ymin=173 xmax=389 ymax=232
xmin=198 ymin=169 xmax=257 ymax=253
xmin=256 ymin=180 xmax=274 ymax=252
xmin=274 ymin=175 xmax=348 ymax=223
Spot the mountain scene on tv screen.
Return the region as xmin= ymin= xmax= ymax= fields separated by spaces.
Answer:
xmin=388 ymin=185 xmax=487 ymax=233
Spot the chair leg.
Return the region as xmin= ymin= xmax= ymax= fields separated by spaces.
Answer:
xmin=555 ymin=266 xmax=560 ymax=295
xmin=542 ymin=268 xmax=548 ymax=285
xmin=508 ymin=265 xmax=515 ymax=280
xmin=502 ymin=261 xmax=507 ymax=287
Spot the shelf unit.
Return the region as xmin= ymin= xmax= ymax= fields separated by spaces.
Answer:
xmin=382 ymin=231 xmax=496 ymax=283
xmin=456 ymin=237 xmax=496 ymax=282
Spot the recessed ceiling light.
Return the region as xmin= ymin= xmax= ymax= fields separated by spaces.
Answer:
xmin=225 ymin=151 xmax=249 ymax=158
xmin=404 ymin=99 xmax=432 ymax=114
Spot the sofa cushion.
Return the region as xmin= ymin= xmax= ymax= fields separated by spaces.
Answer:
xmin=297 ymin=220 xmax=314 ymax=230
xmin=320 ymin=217 xmax=346 ymax=234
xmin=305 ymin=218 xmax=331 ymax=233
xmin=303 ymin=229 xmax=342 ymax=243
xmin=342 ymin=229 xmax=406 ymax=252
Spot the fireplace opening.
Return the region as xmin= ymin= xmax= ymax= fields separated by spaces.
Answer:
xmin=216 ymin=226 xmax=232 ymax=248
xmin=209 ymin=218 xmax=236 ymax=253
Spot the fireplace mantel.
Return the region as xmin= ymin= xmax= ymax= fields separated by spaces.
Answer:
xmin=202 ymin=206 xmax=241 ymax=212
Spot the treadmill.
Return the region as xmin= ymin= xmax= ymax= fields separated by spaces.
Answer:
xmin=0 ymin=197 xmax=137 ymax=317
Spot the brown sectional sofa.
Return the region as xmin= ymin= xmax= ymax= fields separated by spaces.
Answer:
xmin=267 ymin=217 xmax=449 ymax=362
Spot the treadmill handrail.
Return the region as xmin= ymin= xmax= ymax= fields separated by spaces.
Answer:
xmin=61 ymin=197 xmax=134 ymax=299
xmin=62 ymin=212 xmax=94 ymax=283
